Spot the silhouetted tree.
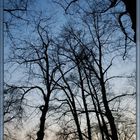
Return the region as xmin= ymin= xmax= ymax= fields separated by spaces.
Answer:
xmin=6 ymin=17 xmax=61 ymax=140
xmin=54 ymin=0 xmax=136 ymax=42
xmin=50 ymin=10 xmax=135 ymax=139
xmin=5 ymin=1 xmax=135 ymax=140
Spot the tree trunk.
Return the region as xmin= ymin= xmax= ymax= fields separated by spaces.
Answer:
xmin=71 ymin=97 xmax=83 ymax=140
xmin=73 ymin=111 xmax=84 ymax=140
xmin=36 ymin=101 xmax=49 ymax=140
xmin=100 ymin=80 xmax=118 ymax=140
xmin=78 ymin=65 xmax=92 ymax=140
xmin=98 ymin=39 xmax=118 ymax=140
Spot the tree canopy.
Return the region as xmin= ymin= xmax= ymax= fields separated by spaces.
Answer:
xmin=4 ymin=0 xmax=136 ymax=140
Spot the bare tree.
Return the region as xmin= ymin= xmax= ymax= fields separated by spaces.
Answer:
xmin=5 ymin=1 xmax=135 ymax=140
xmin=4 ymin=0 xmax=32 ymax=37
xmin=53 ymin=0 xmax=136 ymax=42
xmin=4 ymin=84 xmax=26 ymax=124
xmin=50 ymin=10 xmax=135 ymax=139
xmin=6 ymin=16 xmax=61 ymax=140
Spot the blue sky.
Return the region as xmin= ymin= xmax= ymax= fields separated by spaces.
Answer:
xmin=4 ymin=0 xmax=136 ymax=139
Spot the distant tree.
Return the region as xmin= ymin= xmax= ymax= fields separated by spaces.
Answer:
xmin=4 ymin=84 xmax=27 ymax=140
xmin=25 ymin=125 xmax=47 ymax=140
xmin=4 ymin=84 xmax=25 ymax=124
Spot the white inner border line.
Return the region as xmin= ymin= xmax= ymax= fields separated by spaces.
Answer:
xmin=0 ymin=0 xmax=3 ymax=140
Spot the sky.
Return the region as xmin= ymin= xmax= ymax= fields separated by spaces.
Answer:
xmin=4 ymin=0 xmax=136 ymax=139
